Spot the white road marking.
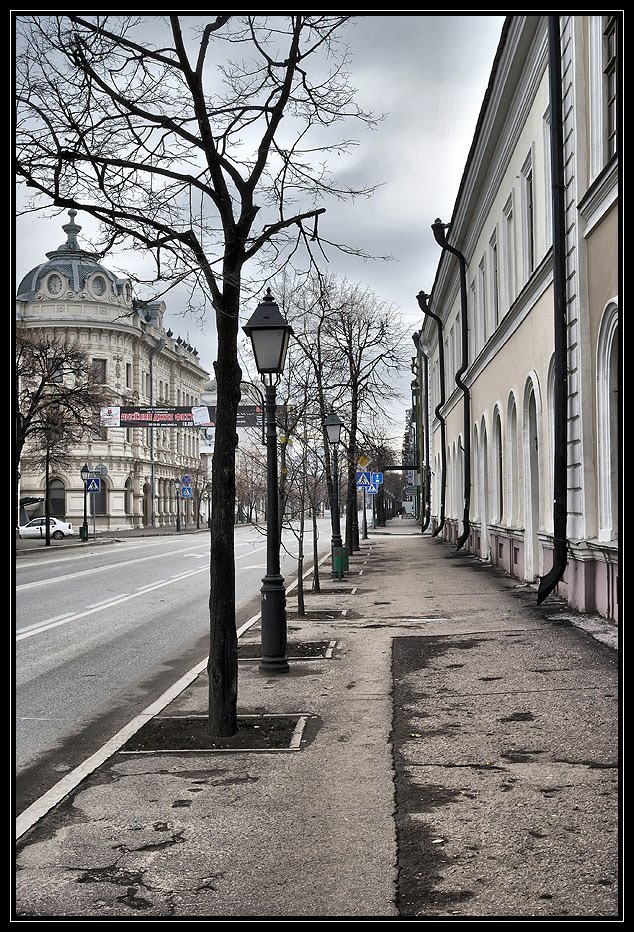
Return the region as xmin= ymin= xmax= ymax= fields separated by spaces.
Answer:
xmin=16 ymin=547 xmax=269 ymax=641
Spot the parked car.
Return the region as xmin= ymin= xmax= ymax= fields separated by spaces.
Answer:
xmin=17 ymin=517 xmax=74 ymax=540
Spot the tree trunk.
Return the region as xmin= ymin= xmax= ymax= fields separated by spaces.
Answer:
xmin=312 ymin=507 xmax=320 ymax=592
xmin=207 ymin=268 xmax=242 ymax=736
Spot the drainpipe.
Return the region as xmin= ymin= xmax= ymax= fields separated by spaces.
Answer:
xmin=431 ymin=220 xmax=471 ymax=551
xmin=412 ymin=332 xmax=431 ymax=533
xmin=149 ymin=338 xmax=166 ymax=528
xmin=538 ymin=15 xmax=568 ymax=604
xmin=420 ymin=345 xmax=432 ymax=533
xmin=416 ymin=291 xmax=446 ymax=536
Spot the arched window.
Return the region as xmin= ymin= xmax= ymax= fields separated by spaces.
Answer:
xmin=597 ymin=301 xmax=619 ymax=541
xmin=49 ymin=478 xmax=66 ymax=518
xmin=93 ymin=481 xmax=107 ymax=515
xmin=480 ymin=417 xmax=489 ymax=559
xmin=125 ymin=478 xmax=134 ymax=515
xmin=472 ymin=424 xmax=480 ymax=520
xmin=492 ymin=409 xmax=504 ymax=523
xmin=507 ymin=394 xmax=520 ymax=527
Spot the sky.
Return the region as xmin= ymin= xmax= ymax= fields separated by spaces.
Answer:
xmin=14 ymin=13 xmax=506 ymax=444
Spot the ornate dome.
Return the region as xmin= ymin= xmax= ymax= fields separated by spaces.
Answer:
xmin=16 ymin=209 xmax=131 ymax=303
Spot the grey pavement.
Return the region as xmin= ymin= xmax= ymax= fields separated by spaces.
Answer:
xmin=14 ymin=518 xmax=622 ymax=919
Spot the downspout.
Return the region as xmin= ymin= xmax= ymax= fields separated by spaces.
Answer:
xmin=409 ymin=356 xmax=422 ymax=522
xmin=416 ymin=291 xmax=446 ymax=536
xmin=538 ymin=15 xmax=568 ymax=604
xmin=149 ymin=338 xmax=167 ymax=528
xmin=412 ymin=332 xmax=431 ymax=533
xmin=431 ymin=220 xmax=471 ymax=551
xmin=420 ymin=345 xmax=432 ymax=533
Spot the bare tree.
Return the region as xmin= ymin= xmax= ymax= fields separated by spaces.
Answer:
xmin=16 ymin=328 xmax=103 ymax=525
xmin=321 ymin=282 xmax=408 ymax=554
xmin=16 ymin=15 xmax=378 ymax=735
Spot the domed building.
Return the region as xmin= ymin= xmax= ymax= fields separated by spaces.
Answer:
xmin=16 ymin=210 xmax=211 ymax=530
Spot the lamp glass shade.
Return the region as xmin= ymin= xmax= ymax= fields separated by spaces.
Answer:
xmin=248 ymin=327 xmax=291 ymax=374
xmin=80 ymin=464 xmax=90 ymax=482
xmin=324 ymin=413 xmax=343 ymax=445
xmin=242 ymin=289 xmax=293 ymax=375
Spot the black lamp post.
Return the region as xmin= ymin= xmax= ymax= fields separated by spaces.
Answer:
xmin=175 ymin=479 xmax=181 ymax=532
xmin=80 ymin=463 xmax=90 ymax=542
xmin=324 ymin=412 xmax=344 ymax=569
xmin=243 ymin=288 xmax=293 ymax=675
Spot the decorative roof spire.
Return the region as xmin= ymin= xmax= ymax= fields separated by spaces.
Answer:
xmin=46 ymin=208 xmax=96 ymax=260
xmin=61 ymin=209 xmax=81 ymax=250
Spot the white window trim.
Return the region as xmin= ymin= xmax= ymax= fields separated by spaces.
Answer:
xmin=520 ymin=148 xmax=535 ymax=284
xmin=596 ymin=299 xmax=619 ymax=541
xmin=503 ymin=193 xmax=515 ymax=310
xmin=489 ymin=229 xmax=500 ymax=330
xmin=542 ymin=106 xmax=553 ymax=247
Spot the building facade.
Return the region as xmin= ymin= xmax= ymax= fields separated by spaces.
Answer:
xmin=16 ymin=211 xmax=211 ymax=530
xmin=412 ymin=15 xmax=620 ymax=621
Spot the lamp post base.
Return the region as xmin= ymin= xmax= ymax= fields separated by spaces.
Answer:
xmin=258 ymin=575 xmax=289 ymax=674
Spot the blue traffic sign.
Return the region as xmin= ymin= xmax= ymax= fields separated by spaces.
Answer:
xmin=366 ymin=483 xmax=378 ymax=494
xmin=356 ymin=471 xmax=371 ymax=486
xmin=371 ymin=472 xmax=384 ymax=485
xmin=86 ymin=477 xmax=101 ymax=493
xmin=181 ymin=475 xmax=192 ymax=486
xmin=180 ymin=486 xmax=193 ymax=499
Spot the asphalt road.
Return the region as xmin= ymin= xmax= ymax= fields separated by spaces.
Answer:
xmin=14 ymin=521 xmax=331 ymax=814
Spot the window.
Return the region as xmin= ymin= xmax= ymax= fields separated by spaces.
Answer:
xmin=49 ymin=479 xmax=66 ymax=518
xmin=48 ymin=357 xmax=64 ymax=384
xmin=126 ymin=363 xmax=132 ymax=389
xmin=126 ymin=428 xmax=133 ymax=443
xmin=469 ymin=279 xmax=477 ymax=357
xmin=489 ymin=231 xmax=499 ymax=328
xmin=478 ymin=257 xmax=488 ymax=343
xmin=542 ymin=107 xmax=553 ymax=245
xmin=604 ymin=16 xmax=618 ymax=160
xmin=503 ymin=195 xmax=515 ymax=308
xmin=597 ymin=302 xmax=619 ymax=541
xmin=92 ymin=482 xmax=107 ymax=516
xmin=125 ymin=478 xmax=134 ymax=515
xmin=92 ymin=358 xmax=107 ymax=384
xmin=521 ymin=151 xmax=535 ymax=279
xmin=589 ymin=15 xmax=619 ymax=178
xmin=91 ymin=412 xmax=107 ymax=441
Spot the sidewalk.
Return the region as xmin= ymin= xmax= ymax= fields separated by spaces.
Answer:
xmin=14 ymin=519 xmax=621 ymax=919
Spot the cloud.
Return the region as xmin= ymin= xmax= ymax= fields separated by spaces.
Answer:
xmin=14 ymin=14 xmax=505 ymax=440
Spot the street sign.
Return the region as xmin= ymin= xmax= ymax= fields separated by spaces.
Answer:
xmin=366 ymin=483 xmax=378 ymax=495
xmin=371 ymin=472 xmax=384 ymax=485
xmin=94 ymin=464 xmax=108 ymax=477
xmin=86 ymin=477 xmax=101 ymax=493
xmin=358 ymin=455 xmax=370 ymax=469
xmin=181 ymin=486 xmax=193 ymax=499
xmin=181 ymin=475 xmax=191 ymax=486
xmin=356 ymin=471 xmax=371 ymax=487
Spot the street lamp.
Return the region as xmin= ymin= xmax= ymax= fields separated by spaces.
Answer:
xmin=243 ymin=288 xmax=293 ymax=675
xmin=324 ymin=412 xmax=344 ymax=572
xmin=80 ymin=463 xmax=90 ymax=542
xmin=175 ymin=478 xmax=181 ymax=532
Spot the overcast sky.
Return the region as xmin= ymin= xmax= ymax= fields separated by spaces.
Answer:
xmin=14 ymin=13 xmax=506 ymax=442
